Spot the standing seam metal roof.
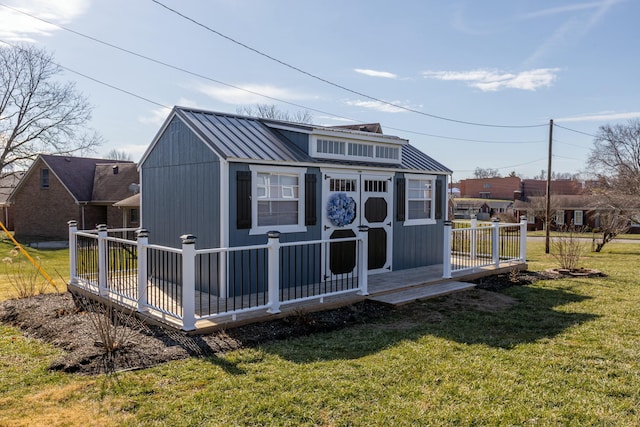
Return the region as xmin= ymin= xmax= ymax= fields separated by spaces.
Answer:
xmin=175 ymin=107 xmax=451 ymax=173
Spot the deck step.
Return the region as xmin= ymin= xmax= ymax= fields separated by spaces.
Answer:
xmin=368 ymin=281 xmax=476 ymax=306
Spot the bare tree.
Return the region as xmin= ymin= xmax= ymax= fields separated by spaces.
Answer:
xmin=473 ymin=167 xmax=500 ymax=179
xmin=586 ymin=120 xmax=640 ymax=250
xmin=0 ymin=44 xmax=100 ymax=172
xmin=237 ymin=104 xmax=313 ymax=124
xmin=105 ymin=149 xmax=132 ymax=161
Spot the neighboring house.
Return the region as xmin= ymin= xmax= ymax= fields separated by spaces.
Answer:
xmin=0 ymin=171 xmax=24 ymax=230
xmin=452 ymin=198 xmax=513 ymax=220
xmin=113 ymin=192 xmax=140 ymax=229
xmin=8 ymin=155 xmax=139 ymax=240
xmin=458 ymin=176 xmax=583 ymax=200
xmin=514 ymin=195 xmax=595 ymax=230
xmin=139 ymin=107 xmax=452 ymax=280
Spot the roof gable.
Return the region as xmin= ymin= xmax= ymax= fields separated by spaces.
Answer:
xmin=92 ymin=163 xmax=140 ymax=202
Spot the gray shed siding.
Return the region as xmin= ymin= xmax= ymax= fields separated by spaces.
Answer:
xmin=392 ymin=174 xmax=446 ymax=270
xmin=272 ymin=129 xmax=310 ymax=154
xmin=142 ymin=116 xmax=222 ymax=249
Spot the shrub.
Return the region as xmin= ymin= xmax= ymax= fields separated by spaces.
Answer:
xmin=551 ymin=224 xmax=588 ymax=270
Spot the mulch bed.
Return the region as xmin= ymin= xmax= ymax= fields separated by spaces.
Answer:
xmin=0 ymin=269 xmax=602 ymax=376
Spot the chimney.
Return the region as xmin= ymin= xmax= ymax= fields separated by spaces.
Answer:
xmin=112 ymin=165 xmax=119 ymax=175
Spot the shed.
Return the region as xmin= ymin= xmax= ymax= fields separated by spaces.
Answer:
xmin=139 ymin=107 xmax=452 ymax=281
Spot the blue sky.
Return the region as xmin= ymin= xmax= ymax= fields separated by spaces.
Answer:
xmin=1 ymin=0 xmax=637 ymax=180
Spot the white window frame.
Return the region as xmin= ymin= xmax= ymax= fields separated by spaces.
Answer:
xmin=249 ymin=165 xmax=307 ymax=235
xmin=404 ymin=174 xmax=437 ymax=226
xmin=574 ymin=210 xmax=583 ymax=226
xmin=555 ymin=210 xmax=565 ymax=225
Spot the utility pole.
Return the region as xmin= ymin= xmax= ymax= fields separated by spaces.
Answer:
xmin=545 ymin=119 xmax=553 ymax=254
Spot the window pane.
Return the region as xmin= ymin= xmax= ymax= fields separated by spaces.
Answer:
xmin=257 ymin=200 xmax=298 ymax=226
xmin=407 ymin=178 xmax=434 ymax=220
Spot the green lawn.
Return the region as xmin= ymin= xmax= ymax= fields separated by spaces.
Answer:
xmin=1 ymin=241 xmax=640 ymax=425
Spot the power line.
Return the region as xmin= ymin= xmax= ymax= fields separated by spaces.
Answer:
xmin=0 ymin=3 xmax=547 ymax=147
xmin=554 ymin=123 xmax=598 ymax=138
xmin=0 ymin=39 xmax=171 ymax=110
xmin=151 ymin=0 xmax=548 ymax=129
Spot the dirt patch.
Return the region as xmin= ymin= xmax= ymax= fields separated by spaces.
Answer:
xmin=0 ymin=270 xmax=578 ymax=376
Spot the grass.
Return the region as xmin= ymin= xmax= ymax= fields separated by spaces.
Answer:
xmin=527 ymin=230 xmax=640 ymax=240
xmin=0 ymin=237 xmax=68 ymax=300
xmin=1 ymin=241 xmax=640 ymax=425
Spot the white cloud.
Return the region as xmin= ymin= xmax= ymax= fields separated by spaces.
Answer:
xmin=345 ymin=100 xmax=412 ymax=113
xmin=0 ymin=0 xmax=90 ymax=42
xmin=354 ymin=68 xmax=398 ymax=79
xmin=195 ymin=82 xmax=310 ymax=105
xmin=422 ymin=68 xmax=560 ymax=91
xmin=556 ymin=111 xmax=640 ymax=123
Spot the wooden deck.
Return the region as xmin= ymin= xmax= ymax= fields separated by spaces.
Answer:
xmin=71 ymin=261 xmax=527 ymax=333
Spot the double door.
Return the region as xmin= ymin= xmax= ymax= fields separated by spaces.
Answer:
xmin=321 ymin=171 xmax=393 ymax=279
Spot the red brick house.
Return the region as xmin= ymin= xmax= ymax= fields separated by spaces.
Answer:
xmin=8 ymin=155 xmax=139 ymax=240
xmin=0 ymin=171 xmax=24 ymax=230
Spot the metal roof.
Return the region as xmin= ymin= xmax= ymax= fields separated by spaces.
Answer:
xmin=174 ymin=107 xmax=451 ymax=174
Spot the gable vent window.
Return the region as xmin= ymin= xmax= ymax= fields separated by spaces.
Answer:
xmin=317 ymin=138 xmax=345 ymax=155
xmin=347 ymin=142 xmax=373 ymax=158
xmin=375 ymin=146 xmax=399 ymax=160
xmin=40 ymin=169 xmax=50 ymax=189
xmin=311 ymin=136 xmax=403 ymax=164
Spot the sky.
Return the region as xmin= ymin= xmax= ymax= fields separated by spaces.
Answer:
xmin=1 ymin=0 xmax=638 ymax=180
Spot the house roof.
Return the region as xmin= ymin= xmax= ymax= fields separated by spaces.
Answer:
xmin=8 ymin=155 xmax=137 ymax=204
xmin=92 ymin=163 xmax=140 ymax=202
xmin=41 ymin=155 xmax=134 ymax=202
xmin=0 ymin=172 xmax=24 ymax=206
xmin=513 ymin=195 xmax=596 ymax=210
xmin=154 ymin=107 xmax=451 ymax=174
xmin=114 ymin=193 xmax=140 ymax=208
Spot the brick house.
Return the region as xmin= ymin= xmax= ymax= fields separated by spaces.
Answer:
xmin=8 ymin=155 xmax=139 ymax=240
xmin=0 ymin=171 xmax=24 ymax=230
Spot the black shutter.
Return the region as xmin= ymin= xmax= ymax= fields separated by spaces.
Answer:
xmin=305 ymin=173 xmax=317 ymax=226
xmin=435 ymin=178 xmax=443 ymax=220
xmin=236 ymin=171 xmax=251 ymax=229
xmin=396 ymin=177 xmax=406 ymax=221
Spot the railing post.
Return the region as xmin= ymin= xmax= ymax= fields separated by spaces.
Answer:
xmin=97 ymin=224 xmax=108 ymax=296
xmin=443 ymin=220 xmax=452 ymax=279
xmin=266 ymin=231 xmax=281 ymax=314
xmin=520 ymin=216 xmax=528 ymax=263
xmin=181 ymin=234 xmax=197 ymax=331
xmin=68 ymin=220 xmax=78 ymax=285
xmin=491 ymin=218 xmax=500 ymax=268
xmin=357 ymin=225 xmax=369 ymax=296
xmin=136 ymin=229 xmax=149 ymax=313
xmin=470 ymin=215 xmax=477 ymax=260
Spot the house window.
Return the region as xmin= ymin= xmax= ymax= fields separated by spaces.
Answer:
xmin=40 ymin=169 xmax=49 ymax=189
xmin=527 ymin=213 xmax=535 ymax=224
xmin=250 ymin=165 xmax=306 ymax=235
xmin=130 ymin=208 xmax=139 ymax=224
xmin=404 ymin=174 xmax=436 ymax=226
xmin=555 ymin=210 xmax=565 ymax=225
xmin=375 ymin=145 xmax=399 ymax=160
xmin=574 ymin=210 xmax=583 ymax=226
xmin=479 ymin=192 xmax=490 ymax=199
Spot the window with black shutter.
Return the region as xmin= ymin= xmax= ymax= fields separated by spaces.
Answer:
xmin=236 ymin=170 xmax=251 ymax=229
xmin=305 ymin=173 xmax=317 ymax=226
xmin=396 ymin=177 xmax=405 ymax=221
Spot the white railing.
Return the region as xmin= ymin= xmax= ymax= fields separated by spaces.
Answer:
xmin=68 ymin=221 xmax=369 ymax=331
xmin=442 ymin=216 xmax=527 ymax=278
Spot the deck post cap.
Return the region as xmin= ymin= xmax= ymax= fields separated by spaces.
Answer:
xmin=267 ymin=231 xmax=281 ymax=239
xmin=180 ymin=234 xmax=197 ymax=244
